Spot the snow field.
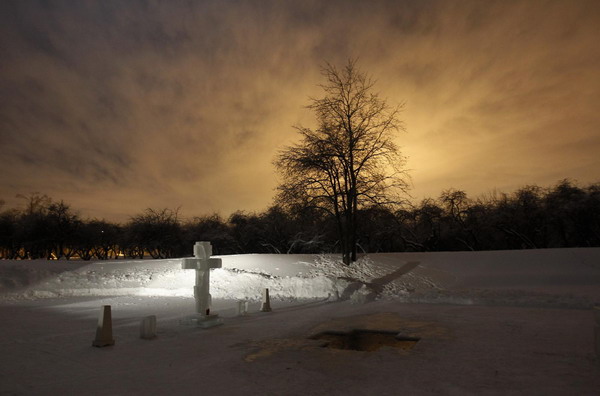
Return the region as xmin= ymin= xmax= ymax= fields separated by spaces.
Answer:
xmin=1 ymin=248 xmax=600 ymax=395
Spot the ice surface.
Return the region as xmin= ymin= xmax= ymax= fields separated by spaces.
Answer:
xmin=1 ymin=248 xmax=599 ymax=394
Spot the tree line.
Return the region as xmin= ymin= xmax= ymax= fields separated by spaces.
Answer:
xmin=0 ymin=179 xmax=598 ymax=260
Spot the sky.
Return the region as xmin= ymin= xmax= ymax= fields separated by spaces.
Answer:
xmin=1 ymin=0 xmax=599 ymax=222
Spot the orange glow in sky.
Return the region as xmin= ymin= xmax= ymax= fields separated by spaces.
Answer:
xmin=1 ymin=1 xmax=599 ymax=222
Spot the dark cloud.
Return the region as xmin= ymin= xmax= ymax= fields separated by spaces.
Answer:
xmin=1 ymin=0 xmax=599 ymax=220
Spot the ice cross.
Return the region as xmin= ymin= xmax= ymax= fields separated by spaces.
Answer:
xmin=181 ymin=241 xmax=222 ymax=316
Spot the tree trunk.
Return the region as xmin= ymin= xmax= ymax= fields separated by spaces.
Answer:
xmin=341 ymin=229 xmax=351 ymax=265
xmin=339 ymin=215 xmax=351 ymax=265
xmin=351 ymin=191 xmax=358 ymax=262
xmin=344 ymin=211 xmax=355 ymax=265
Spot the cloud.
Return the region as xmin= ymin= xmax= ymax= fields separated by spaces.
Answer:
xmin=1 ymin=0 xmax=599 ymax=220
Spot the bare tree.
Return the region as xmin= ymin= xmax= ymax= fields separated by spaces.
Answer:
xmin=274 ymin=59 xmax=408 ymax=264
xmin=16 ymin=193 xmax=51 ymax=215
xmin=126 ymin=208 xmax=182 ymax=259
xmin=46 ymin=201 xmax=80 ymax=260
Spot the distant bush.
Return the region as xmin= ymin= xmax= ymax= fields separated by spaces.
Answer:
xmin=1 ymin=180 xmax=599 ymax=260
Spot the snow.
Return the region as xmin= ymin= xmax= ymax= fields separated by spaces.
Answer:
xmin=1 ymin=248 xmax=599 ymax=394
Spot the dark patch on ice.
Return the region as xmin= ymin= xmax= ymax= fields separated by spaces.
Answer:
xmin=310 ymin=329 xmax=420 ymax=352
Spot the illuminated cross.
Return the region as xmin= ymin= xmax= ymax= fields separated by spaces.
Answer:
xmin=181 ymin=241 xmax=222 ymax=317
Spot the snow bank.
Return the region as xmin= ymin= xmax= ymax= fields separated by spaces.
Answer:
xmin=1 ymin=248 xmax=599 ymax=308
xmin=0 ymin=254 xmax=416 ymax=301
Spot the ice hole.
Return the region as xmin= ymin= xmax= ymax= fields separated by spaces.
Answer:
xmin=310 ymin=329 xmax=420 ymax=352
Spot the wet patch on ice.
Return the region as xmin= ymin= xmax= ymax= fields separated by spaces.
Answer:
xmin=309 ymin=312 xmax=450 ymax=340
xmin=243 ymin=312 xmax=449 ymax=362
xmin=310 ymin=329 xmax=420 ymax=352
xmin=242 ymin=338 xmax=326 ymax=362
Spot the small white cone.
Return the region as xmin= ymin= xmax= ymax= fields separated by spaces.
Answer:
xmin=260 ymin=288 xmax=272 ymax=312
xmin=237 ymin=301 xmax=246 ymax=316
xmin=140 ymin=315 xmax=157 ymax=340
xmin=92 ymin=305 xmax=115 ymax=347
